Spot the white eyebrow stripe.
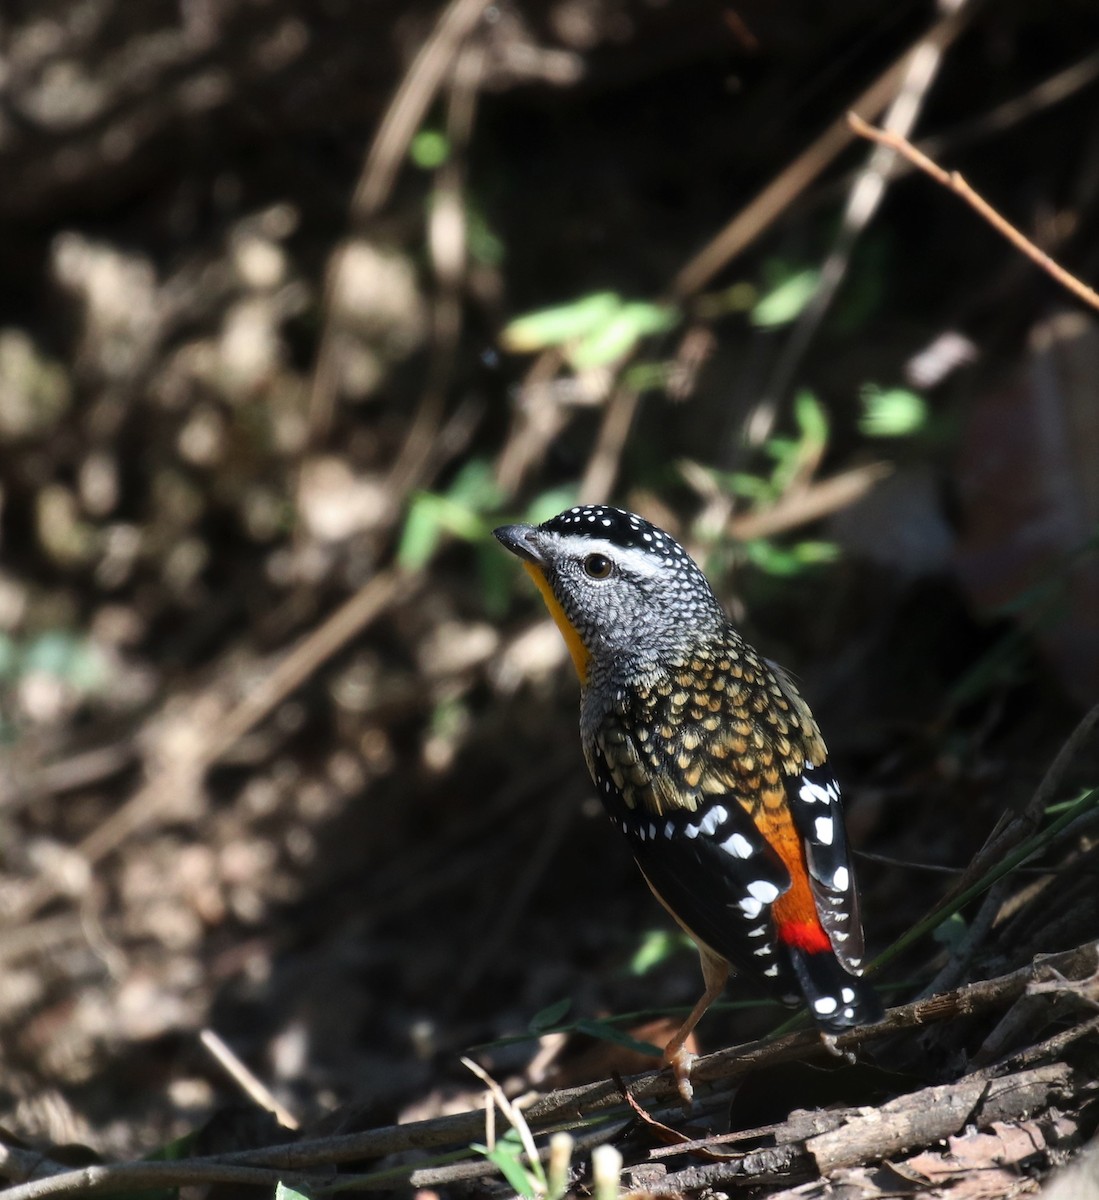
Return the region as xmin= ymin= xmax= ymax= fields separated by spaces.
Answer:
xmin=547 ymin=536 xmax=669 ymax=578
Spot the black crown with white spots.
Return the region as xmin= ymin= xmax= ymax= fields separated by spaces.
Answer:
xmin=543 ymin=505 xmax=712 ymax=584
xmin=543 ymin=505 xmax=685 ymax=556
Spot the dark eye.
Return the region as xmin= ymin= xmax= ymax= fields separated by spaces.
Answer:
xmin=583 ymin=553 xmax=613 ymax=579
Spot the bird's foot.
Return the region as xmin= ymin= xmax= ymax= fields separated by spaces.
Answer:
xmin=662 ymin=1043 xmax=697 ymax=1107
xmin=820 ymin=1032 xmax=855 ymax=1064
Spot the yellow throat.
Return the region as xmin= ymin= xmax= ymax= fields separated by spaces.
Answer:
xmin=523 ymin=562 xmax=590 ymax=685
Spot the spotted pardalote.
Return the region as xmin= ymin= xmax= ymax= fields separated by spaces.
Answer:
xmin=495 ymin=505 xmax=881 ymax=1100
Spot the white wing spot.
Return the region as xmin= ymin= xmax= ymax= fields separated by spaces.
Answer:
xmin=684 ymin=822 xmax=700 ymax=839
xmin=841 ymin=987 xmax=855 ymax=1003
xmin=833 ymin=866 xmax=850 ymax=892
xmin=814 ymin=996 xmax=839 ymax=1016
xmin=739 ymin=897 xmax=763 ymax=919
xmin=748 ymin=880 xmax=780 ymax=904
xmin=799 ymin=779 xmax=838 ymax=805
xmin=664 ymin=821 xmax=675 ymax=838
xmin=814 ymin=816 xmax=834 ymax=845
xmin=721 ymin=832 xmax=754 ymax=859
xmin=764 ymin=964 xmax=780 ymax=977
xmin=699 ymin=805 xmax=728 ymax=836
xmin=747 ymin=925 xmax=767 ymax=938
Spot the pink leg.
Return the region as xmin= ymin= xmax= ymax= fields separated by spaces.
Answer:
xmin=662 ymin=949 xmax=729 ymax=1105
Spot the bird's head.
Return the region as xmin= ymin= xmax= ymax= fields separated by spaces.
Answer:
xmin=493 ymin=505 xmax=726 ymax=684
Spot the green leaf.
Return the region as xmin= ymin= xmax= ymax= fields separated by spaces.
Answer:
xmin=751 ymin=267 xmax=819 ymax=327
xmin=472 ymin=1131 xmax=541 ymax=1198
xmin=398 ymin=494 xmax=445 ymax=571
xmin=859 ymin=385 xmax=927 ymax=437
xmin=569 ymin=302 xmax=679 ymax=369
xmin=500 ymin=294 xmax=678 ymax=365
xmin=792 ymin=540 xmax=841 ymax=565
xmin=433 ymin=495 xmax=491 ymax=541
xmin=743 ymin=538 xmax=839 ymax=576
xmin=410 ymin=129 xmax=450 ymax=169
xmin=1046 ymin=787 xmax=1097 ymax=815
xmin=399 ymin=461 xmax=502 ymax=571
xmin=622 ymin=360 xmax=670 ymax=392
xmin=501 ymin=293 xmax=620 ymax=353
xmin=447 ymin=458 xmax=502 ymax=512
xmin=720 ymin=472 xmax=776 ymax=503
xmin=794 ymin=389 xmax=829 ymax=450
xmin=630 ymin=928 xmax=690 ymax=974
xmin=529 ymin=997 xmax=572 ymax=1033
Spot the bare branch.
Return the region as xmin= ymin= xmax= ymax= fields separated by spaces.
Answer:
xmin=848 ymin=112 xmax=1099 ymax=312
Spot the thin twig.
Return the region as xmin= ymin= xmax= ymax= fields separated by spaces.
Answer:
xmin=671 ymin=2 xmax=973 ymax=298
xmin=579 ymin=383 xmax=642 ymax=503
xmin=461 ymin=1059 xmax=542 ymax=1183
xmin=299 ymin=0 xmax=487 ymax=505
xmin=352 ymin=0 xmax=489 ymax=220
xmin=920 ymin=48 xmax=1099 ymax=162
xmin=749 ymin=0 xmax=971 ymax=443
xmin=916 ymin=878 xmax=1011 ymax=1001
xmin=383 ymin=41 xmax=484 ymax=504
xmin=199 ymin=1029 xmax=300 ymax=1131
xmin=939 ymin=700 xmax=1099 ymax=909
xmin=0 ymin=1158 xmax=319 ymax=1198
xmin=495 ymin=349 xmax=569 ymax=497
xmin=726 ymin=461 xmax=892 ymax=542
xmin=915 ymin=704 xmax=1099 ymax=999
xmin=848 ymin=111 xmax=1099 ymax=312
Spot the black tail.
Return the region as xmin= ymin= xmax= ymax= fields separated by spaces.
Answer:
xmin=787 ymin=946 xmax=882 ymax=1031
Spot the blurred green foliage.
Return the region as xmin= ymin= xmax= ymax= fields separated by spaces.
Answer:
xmin=471 ymin=1127 xmax=544 ymax=1198
xmin=750 ymin=265 xmax=820 ymax=328
xmin=410 ymin=128 xmax=451 ymax=169
xmin=859 ymin=384 xmax=928 ymax=437
xmin=629 ymin=927 xmax=692 ymax=975
xmin=275 ymin=1183 xmax=314 ymax=1200
xmin=0 ymin=630 xmax=108 ymax=692
xmin=501 ymin=293 xmax=679 ymax=370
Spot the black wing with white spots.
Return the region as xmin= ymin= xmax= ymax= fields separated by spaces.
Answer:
xmin=590 ymin=745 xmax=799 ymax=993
xmin=785 ymin=763 xmax=866 ymax=975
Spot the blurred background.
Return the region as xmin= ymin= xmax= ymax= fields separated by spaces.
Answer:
xmin=1 ymin=0 xmax=1098 ymax=1161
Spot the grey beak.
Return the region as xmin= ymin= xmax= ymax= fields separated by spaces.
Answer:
xmin=493 ymin=523 xmax=545 ymax=566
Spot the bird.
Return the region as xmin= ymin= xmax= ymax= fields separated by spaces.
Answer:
xmin=494 ymin=504 xmax=881 ymax=1101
